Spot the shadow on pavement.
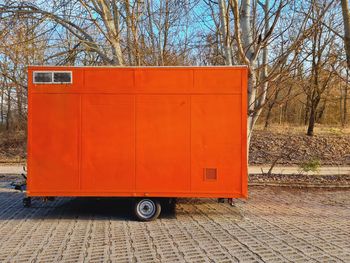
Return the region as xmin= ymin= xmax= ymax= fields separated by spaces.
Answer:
xmin=0 ymin=175 xmax=234 ymax=221
xmin=0 ymin=190 xmax=177 ymax=221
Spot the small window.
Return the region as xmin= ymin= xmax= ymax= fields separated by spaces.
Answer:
xmin=33 ymin=71 xmax=72 ymax=84
xmin=54 ymin=72 xmax=72 ymax=83
xmin=34 ymin=72 xmax=52 ymax=83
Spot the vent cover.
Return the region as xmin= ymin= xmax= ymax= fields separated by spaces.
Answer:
xmin=204 ymin=168 xmax=217 ymax=181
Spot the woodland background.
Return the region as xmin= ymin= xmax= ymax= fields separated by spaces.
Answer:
xmin=0 ymin=0 xmax=349 ymax=163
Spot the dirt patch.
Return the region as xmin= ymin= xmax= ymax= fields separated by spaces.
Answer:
xmin=250 ymin=130 xmax=350 ymax=165
xmin=0 ymin=130 xmax=26 ymax=163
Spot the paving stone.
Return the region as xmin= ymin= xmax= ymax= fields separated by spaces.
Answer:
xmin=0 ymin=183 xmax=349 ymax=262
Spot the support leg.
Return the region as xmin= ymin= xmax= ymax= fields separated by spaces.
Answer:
xmin=228 ymin=198 xmax=234 ymax=206
xmin=23 ymin=197 xmax=31 ymax=208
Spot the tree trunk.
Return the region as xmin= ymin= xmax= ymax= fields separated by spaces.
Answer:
xmin=125 ymin=0 xmax=133 ymax=65
xmin=343 ymin=69 xmax=349 ymax=126
xmin=97 ymin=0 xmax=124 ymax=65
xmin=264 ymin=87 xmax=279 ymax=128
xmin=162 ymin=0 xmax=170 ymax=65
xmin=240 ymin=0 xmax=254 ymax=60
xmin=218 ymin=0 xmax=232 ymax=65
xmin=264 ymin=104 xmax=273 ymax=129
xmin=344 ymin=83 xmax=348 ymax=125
xmin=316 ymin=99 xmax=327 ymax=123
xmin=341 ymin=0 xmax=350 ymax=69
xmin=307 ymin=105 xmax=316 ymax=136
xmin=146 ymin=0 xmax=158 ymax=65
xmin=6 ymin=88 xmax=11 ymax=131
xmin=0 ymin=86 xmax=4 ymax=125
xmin=282 ymin=86 xmax=293 ymax=122
xmin=243 ymin=0 xmax=269 ymax=149
xmin=341 ymin=0 xmax=350 ymax=125
xmin=304 ymin=95 xmax=310 ymax=125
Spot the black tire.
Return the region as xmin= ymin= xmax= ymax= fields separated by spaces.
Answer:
xmin=133 ymin=198 xmax=161 ymax=221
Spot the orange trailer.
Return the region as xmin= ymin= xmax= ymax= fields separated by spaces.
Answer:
xmin=26 ymin=66 xmax=248 ymax=220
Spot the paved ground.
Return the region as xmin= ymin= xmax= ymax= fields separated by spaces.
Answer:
xmin=1 ymin=164 xmax=349 ymax=175
xmin=0 ymin=176 xmax=349 ymax=262
xmin=0 ymin=165 xmax=25 ymax=175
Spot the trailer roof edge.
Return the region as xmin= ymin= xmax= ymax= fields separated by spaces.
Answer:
xmin=27 ymin=65 xmax=248 ymax=69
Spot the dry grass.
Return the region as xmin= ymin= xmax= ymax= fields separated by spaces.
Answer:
xmin=0 ymin=129 xmax=26 ymax=163
xmin=250 ymin=128 xmax=350 ymax=166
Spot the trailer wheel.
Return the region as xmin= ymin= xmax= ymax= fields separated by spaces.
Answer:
xmin=134 ymin=198 xmax=161 ymax=221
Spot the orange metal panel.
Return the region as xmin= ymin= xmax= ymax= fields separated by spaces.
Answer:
xmin=190 ymin=95 xmax=242 ymax=193
xmin=27 ymin=66 xmax=248 ymax=198
xmin=136 ymin=95 xmax=191 ymax=193
xmin=84 ymin=68 xmax=134 ymax=93
xmin=193 ymin=68 xmax=242 ymax=94
xmin=135 ymin=68 xmax=192 ymax=93
xmin=28 ymin=93 xmax=80 ymax=192
xmin=81 ymin=95 xmax=135 ymax=192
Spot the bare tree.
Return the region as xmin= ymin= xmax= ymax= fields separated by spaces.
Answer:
xmin=1 ymin=0 xmax=194 ymax=66
xmin=222 ymin=0 xmax=334 ymax=148
xmin=0 ymin=0 xmax=347 ymax=136
xmin=303 ymin=1 xmax=337 ymax=136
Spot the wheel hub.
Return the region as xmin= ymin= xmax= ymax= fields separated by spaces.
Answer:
xmin=137 ymin=200 xmax=155 ymax=218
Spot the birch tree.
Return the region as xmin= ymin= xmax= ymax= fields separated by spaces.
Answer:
xmin=216 ymin=0 xmax=334 ymax=147
xmin=218 ymin=0 xmax=233 ymax=65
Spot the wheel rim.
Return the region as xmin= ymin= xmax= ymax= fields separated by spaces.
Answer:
xmin=137 ymin=199 xmax=155 ymax=219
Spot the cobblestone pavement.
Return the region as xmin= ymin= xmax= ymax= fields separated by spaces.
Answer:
xmin=0 ymin=177 xmax=349 ymax=262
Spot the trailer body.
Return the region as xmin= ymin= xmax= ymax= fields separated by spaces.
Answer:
xmin=27 ymin=66 xmax=248 ymax=199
